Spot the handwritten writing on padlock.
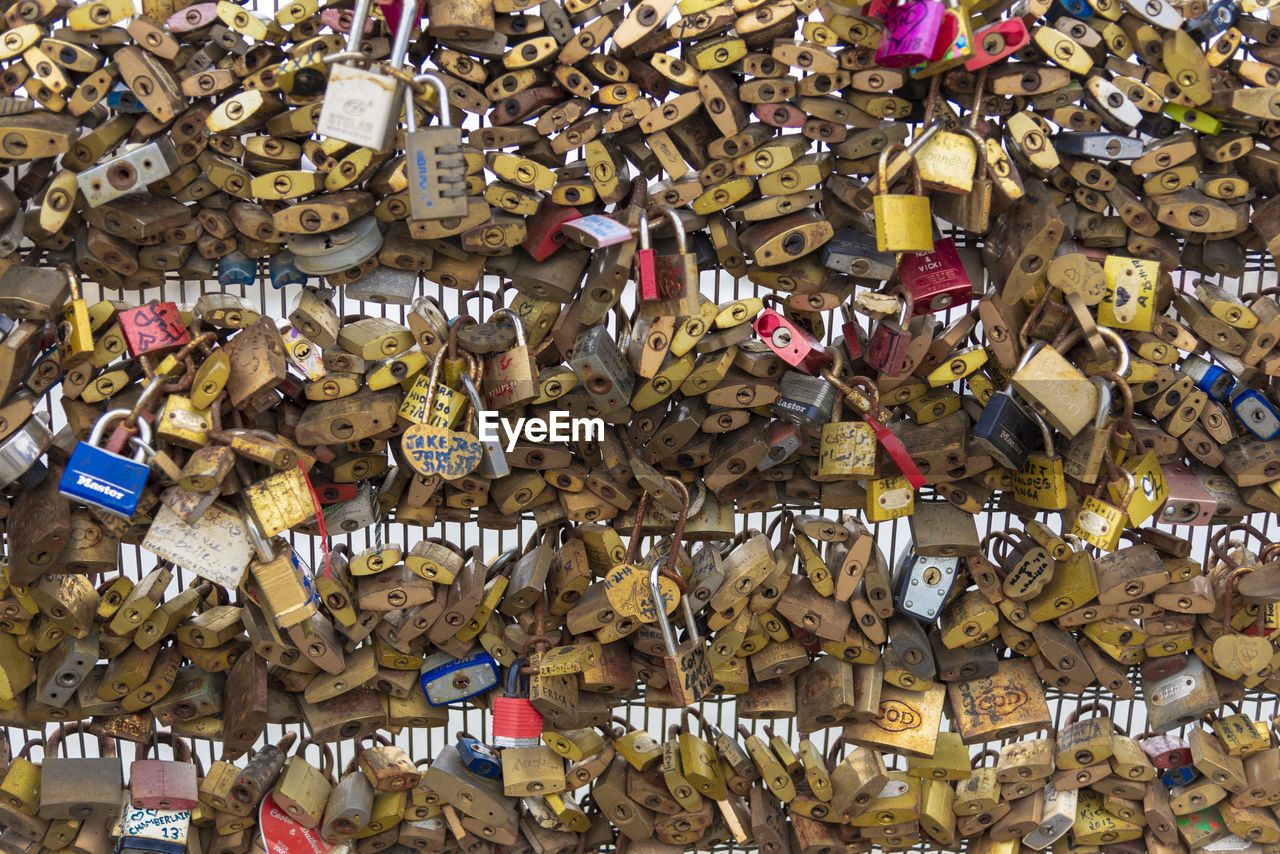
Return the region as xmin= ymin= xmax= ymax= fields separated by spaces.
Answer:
xmin=875 ymin=0 xmax=946 ymax=67
xmin=401 ymin=425 xmax=483 ymax=480
xmin=260 ymin=794 xmax=331 ymax=854
xmin=603 ymin=563 xmax=680 ymax=623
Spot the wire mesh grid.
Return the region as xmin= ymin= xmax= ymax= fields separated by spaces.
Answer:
xmin=8 ymin=0 xmax=1280 ymax=850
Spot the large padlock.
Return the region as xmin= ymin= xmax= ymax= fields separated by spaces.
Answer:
xmin=492 ymin=660 xmax=543 ymax=749
xmin=315 ymin=0 xmax=417 ymax=151
xmin=59 ymin=409 xmax=153 ymax=519
xmin=39 ymin=723 xmax=123 ymax=820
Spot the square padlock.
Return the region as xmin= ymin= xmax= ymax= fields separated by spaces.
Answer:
xmin=118 ymin=302 xmax=189 ymax=358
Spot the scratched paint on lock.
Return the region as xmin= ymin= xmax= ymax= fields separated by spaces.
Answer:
xmin=1099 ymin=255 xmax=1158 ymax=330
xmin=818 ymin=423 xmax=876 ymax=476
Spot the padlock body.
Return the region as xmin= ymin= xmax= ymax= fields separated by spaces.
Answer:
xmin=59 ymin=443 xmax=149 ymax=517
xmin=316 ymin=64 xmax=402 ymax=151
xmin=873 ymin=195 xmax=933 ymax=252
xmin=875 ymin=0 xmax=946 ymax=67
xmin=406 ymin=127 xmax=469 ymax=220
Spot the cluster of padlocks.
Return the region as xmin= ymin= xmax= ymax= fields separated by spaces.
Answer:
xmin=7 ymin=0 xmax=1280 ymax=848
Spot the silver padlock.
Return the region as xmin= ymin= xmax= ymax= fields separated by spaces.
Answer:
xmin=316 ymin=0 xmax=417 ymax=151
xmin=0 ymin=412 xmax=52 ymax=489
xmin=405 ymin=73 xmax=468 ymax=221
xmin=76 ymin=138 xmax=181 ymax=207
xmin=344 ymin=265 xmax=417 ymax=305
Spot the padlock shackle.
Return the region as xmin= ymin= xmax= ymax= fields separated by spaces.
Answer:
xmin=650 ymin=557 xmax=679 ymax=656
xmin=1095 ymin=326 xmax=1131 ymax=380
xmin=972 ymin=748 xmax=1000 ymax=768
xmin=384 ymin=0 xmax=419 ymax=72
xmin=657 ymin=206 xmax=686 ymax=254
xmin=88 ymin=408 xmax=152 ymax=463
xmin=46 ymin=721 xmax=113 ymax=758
xmin=1027 ymin=409 xmax=1054 ymax=456
xmin=1207 ymin=522 xmax=1272 ymax=572
xmin=489 ymin=308 xmax=527 ymax=349
xmin=56 ymin=262 xmax=80 ymax=303
xmin=406 ymin=74 xmax=450 ymax=132
xmin=338 ymin=0 xmax=375 ymax=57
xmin=243 ymin=512 xmax=274 ymax=564
xmin=507 ymin=658 xmax=530 ymax=695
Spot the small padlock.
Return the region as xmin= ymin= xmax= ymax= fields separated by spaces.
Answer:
xmin=456 ymin=733 xmax=502 ymax=779
xmin=873 ymin=144 xmax=934 ymax=252
xmin=405 ymin=73 xmax=468 ymax=221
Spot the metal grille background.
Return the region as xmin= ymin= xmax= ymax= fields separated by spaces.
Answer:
xmin=12 ymin=1 xmax=1280 ymax=850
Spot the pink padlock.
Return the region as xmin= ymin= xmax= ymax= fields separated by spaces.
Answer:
xmin=130 ymin=732 xmax=201 ymax=811
xmin=875 ymin=0 xmax=947 ymax=68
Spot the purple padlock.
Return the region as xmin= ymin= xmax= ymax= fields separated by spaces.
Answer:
xmin=875 ymin=0 xmax=947 ymax=68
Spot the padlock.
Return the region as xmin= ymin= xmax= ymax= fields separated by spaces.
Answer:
xmin=875 ymin=0 xmax=947 ymax=67
xmin=39 ymin=723 xmax=122 ymax=819
xmin=58 ymin=409 xmax=152 ymax=519
xmin=492 ymin=660 xmax=543 ymax=749
xmin=315 ymin=0 xmax=417 ymax=151
xmin=130 ymin=732 xmax=199 ymax=811
xmin=456 ymin=734 xmax=501 ymax=779
xmin=272 ymin=740 xmax=334 ymax=829
xmin=873 ymin=144 xmax=934 ymax=252
xmin=652 ymin=559 xmax=713 ymax=708
xmin=865 ymin=289 xmax=916 ymax=378
xmin=404 ymin=73 xmax=468 ymax=221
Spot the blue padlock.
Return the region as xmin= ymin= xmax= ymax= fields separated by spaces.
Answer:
xmin=1186 ymin=0 xmax=1235 ymax=41
xmin=218 ymin=252 xmax=256 ymax=287
xmin=1160 ymin=765 xmax=1196 ymax=788
xmin=119 ymin=837 xmax=187 ymax=854
xmin=419 ymin=650 xmax=499 ymax=706
xmin=1183 ymin=355 xmax=1235 ymax=402
xmin=269 ymin=251 xmax=308 ymax=289
xmin=1048 ymin=0 xmax=1091 ymax=17
xmin=106 ymin=83 xmax=146 ymax=113
xmin=59 ymin=409 xmax=152 ymax=518
xmin=1230 ymin=387 xmax=1280 ymax=440
xmin=455 ymin=734 xmax=501 ymax=779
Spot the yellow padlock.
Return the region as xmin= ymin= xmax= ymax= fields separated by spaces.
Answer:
xmin=873 ymin=143 xmax=934 ymax=253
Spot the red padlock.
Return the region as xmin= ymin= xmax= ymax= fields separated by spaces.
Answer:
xmin=754 ymin=308 xmax=832 ymax=375
xmin=965 ymin=18 xmax=1029 ymax=70
xmin=130 ymin=732 xmax=201 ymax=810
xmin=897 ymin=238 xmax=976 ymax=315
xmin=491 ymin=660 xmax=543 ymax=749
xmin=635 ymin=213 xmax=658 ymax=302
xmin=1137 ymin=732 xmax=1192 ymax=769
xmin=118 ymin=302 xmax=190 ymax=358
xmin=523 ymin=198 xmax=582 ymax=262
